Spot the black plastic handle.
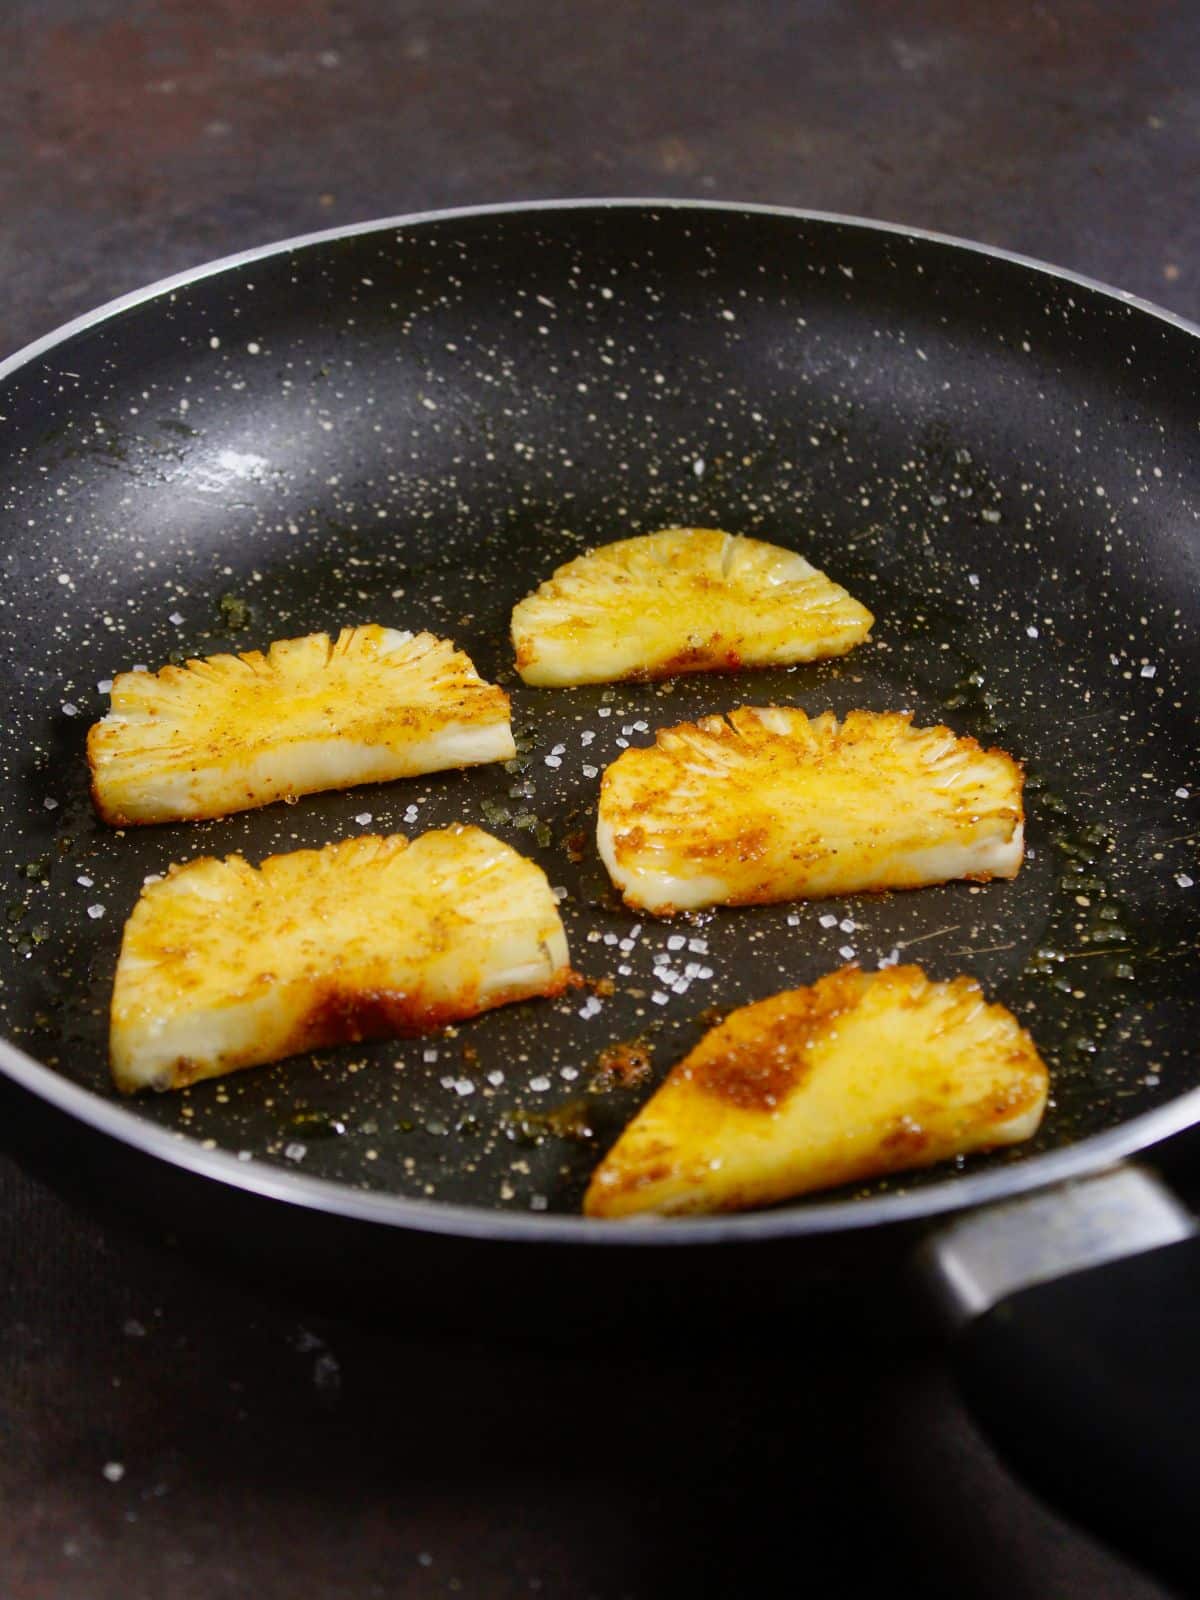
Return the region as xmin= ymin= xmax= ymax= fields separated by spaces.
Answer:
xmin=956 ymin=1233 xmax=1200 ymax=1594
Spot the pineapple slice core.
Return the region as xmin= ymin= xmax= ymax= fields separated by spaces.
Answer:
xmin=597 ymin=706 xmax=1024 ymax=913
xmin=511 ymin=527 xmax=873 ymax=686
xmin=109 ymin=826 xmax=571 ymax=1092
xmin=584 ymin=964 xmax=1049 ymax=1217
xmin=88 ymin=625 xmax=514 ymax=825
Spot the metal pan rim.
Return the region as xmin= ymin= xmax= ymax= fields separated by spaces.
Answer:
xmin=4 ymin=196 xmax=1200 ymax=386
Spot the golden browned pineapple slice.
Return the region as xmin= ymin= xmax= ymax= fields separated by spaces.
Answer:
xmin=510 ymin=527 xmax=872 ymax=686
xmin=597 ymin=707 xmax=1023 ymax=914
xmin=88 ymin=625 xmax=514 ymax=825
xmin=585 ymin=965 xmax=1048 ymax=1218
xmin=110 ymin=826 xmax=571 ymax=1092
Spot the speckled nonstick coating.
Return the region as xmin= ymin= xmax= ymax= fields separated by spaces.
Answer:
xmin=0 ymin=202 xmax=1197 ymax=1240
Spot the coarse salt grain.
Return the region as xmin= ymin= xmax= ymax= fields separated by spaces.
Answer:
xmin=839 ymin=945 xmax=856 ymax=960
xmin=529 ymin=1075 xmax=551 ymax=1091
xmin=168 ymin=611 xmax=184 ymax=625
xmin=61 ymin=702 xmax=79 ymax=717
xmin=598 ymin=707 xmax=611 ymax=718
xmin=87 ymin=904 xmax=105 ymax=919
xmin=551 ymin=744 xmax=565 ymax=756
xmin=1141 ymin=664 xmax=1157 ymax=679
xmin=667 ymin=935 xmax=685 ymax=950
xmin=487 ymin=1069 xmax=505 ymax=1086
xmin=581 ymin=730 xmax=595 ymax=746
xmin=819 ymin=913 xmax=838 ymax=928
xmin=786 ymin=913 xmax=801 ymax=927
xmin=284 ymin=1142 xmax=306 ymax=1162
xmin=102 ymin=1462 xmax=125 ymax=1483
xmin=561 ymin=1065 xmax=579 ymax=1081
xmin=76 ymin=874 xmax=93 ymax=887
xmin=439 ymin=1074 xmax=455 ymax=1088
xmin=354 ymin=812 xmax=373 ymax=825
xmin=839 ymin=918 xmax=856 ymax=933
xmin=582 ymin=764 xmax=599 ymax=778
xmin=687 ymin=938 xmax=708 ymax=954
xmin=1026 ymin=625 xmax=1039 ymax=639
xmin=652 ymin=991 xmax=669 ymax=1006
xmin=618 ymin=963 xmax=632 ymax=975
xmin=544 ymin=754 xmax=562 ymax=768
xmin=453 ymin=1080 xmax=475 ymax=1097
xmin=1176 ymin=787 xmax=1190 ymax=800
xmin=423 ymin=1047 xmax=439 ymax=1063
xmin=43 ymin=797 xmax=59 ymax=811
xmin=530 ymin=1195 xmax=549 ymax=1211
xmin=98 ymin=679 xmax=113 ymax=694
xmin=1177 ymin=873 xmax=1194 ymax=889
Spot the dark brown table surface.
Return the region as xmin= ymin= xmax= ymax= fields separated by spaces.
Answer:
xmin=2 ymin=4 xmax=1196 ymax=1596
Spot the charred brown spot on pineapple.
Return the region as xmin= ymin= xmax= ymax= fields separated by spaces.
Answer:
xmin=689 ymin=971 xmax=863 ymax=1112
xmin=302 ymin=985 xmax=451 ymax=1045
xmin=878 ymin=1118 xmax=931 ymax=1159
xmin=626 ymin=644 xmax=746 ymax=680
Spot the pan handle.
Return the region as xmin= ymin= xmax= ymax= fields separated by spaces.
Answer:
xmin=921 ymin=1165 xmax=1199 ymax=1593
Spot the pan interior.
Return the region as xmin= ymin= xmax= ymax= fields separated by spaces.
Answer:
xmin=0 ymin=205 xmax=1196 ymax=1219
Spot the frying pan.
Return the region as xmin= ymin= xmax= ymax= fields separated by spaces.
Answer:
xmin=1 ymin=201 xmax=1197 ymax=1586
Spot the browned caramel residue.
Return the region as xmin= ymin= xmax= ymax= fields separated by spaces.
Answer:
xmin=592 ymin=1035 xmax=655 ymax=1091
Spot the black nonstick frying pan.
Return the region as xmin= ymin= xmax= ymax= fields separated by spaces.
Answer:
xmin=1 ymin=201 xmax=1198 ymax=1587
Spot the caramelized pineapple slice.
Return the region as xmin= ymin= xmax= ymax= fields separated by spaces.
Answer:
xmin=110 ymin=826 xmax=571 ymax=1092
xmin=585 ymin=965 xmax=1048 ymax=1217
xmin=511 ymin=527 xmax=872 ymax=686
xmin=88 ymin=625 xmax=514 ymax=825
xmin=597 ymin=706 xmax=1023 ymax=914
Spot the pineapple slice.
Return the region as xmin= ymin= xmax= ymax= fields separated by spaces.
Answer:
xmin=584 ymin=964 xmax=1048 ymax=1218
xmin=88 ymin=625 xmax=514 ymax=825
xmin=510 ymin=527 xmax=872 ymax=686
xmin=597 ymin=706 xmax=1023 ymax=914
xmin=110 ymin=826 xmax=571 ymax=1092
